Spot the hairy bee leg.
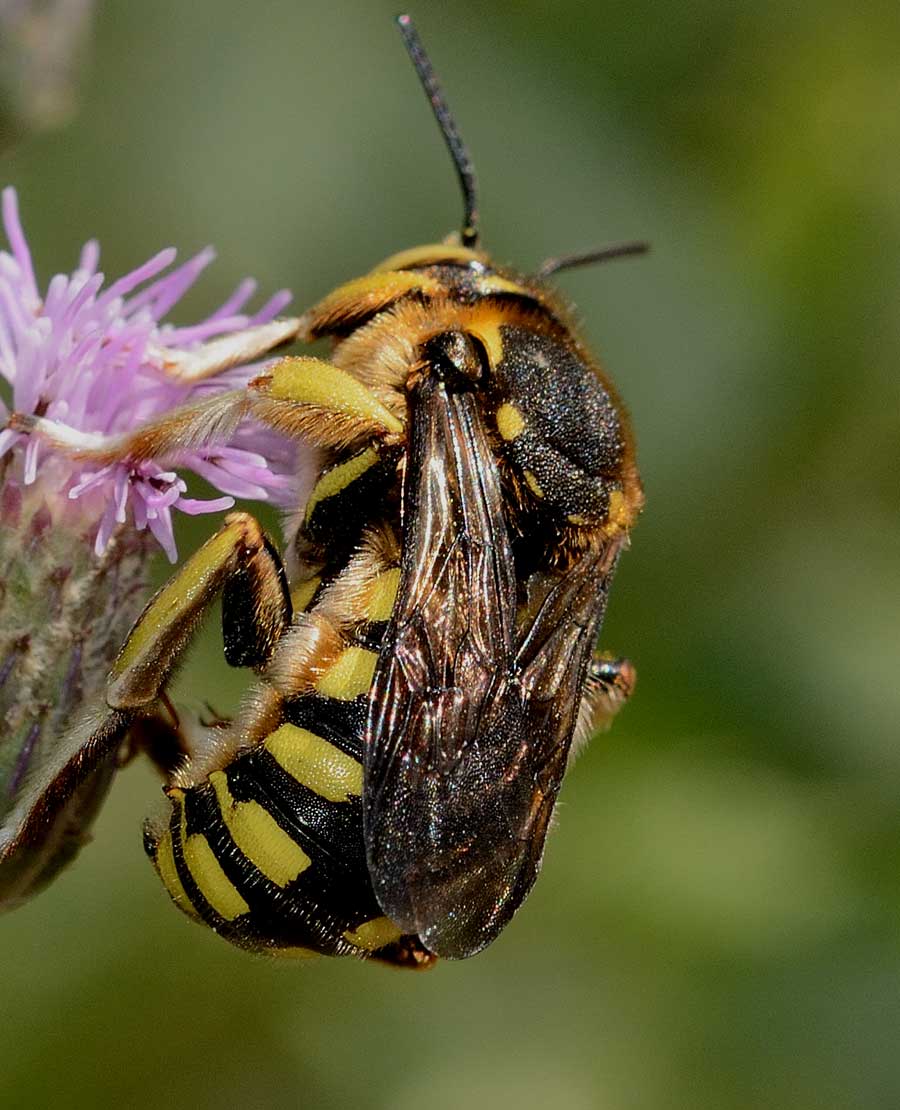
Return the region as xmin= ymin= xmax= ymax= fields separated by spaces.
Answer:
xmin=0 ymin=707 xmax=134 ymax=899
xmin=156 ymin=317 xmax=301 ymax=384
xmin=10 ymin=355 xmax=405 ymax=467
xmin=300 ymin=270 xmax=444 ymax=338
xmin=107 ymin=512 xmax=290 ymax=712
xmin=585 ymin=654 xmax=636 ymax=728
xmin=246 ymin=355 xmax=405 ymax=446
xmin=8 ymin=390 xmax=253 ymax=465
xmin=570 ymin=654 xmax=637 ymax=762
xmin=122 ymin=697 xmax=208 ymax=780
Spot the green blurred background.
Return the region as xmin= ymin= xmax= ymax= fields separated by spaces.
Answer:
xmin=1 ymin=1 xmax=898 ymax=1107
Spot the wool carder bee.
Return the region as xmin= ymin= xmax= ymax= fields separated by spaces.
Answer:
xmin=3 ymin=16 xmax=644 ymax=966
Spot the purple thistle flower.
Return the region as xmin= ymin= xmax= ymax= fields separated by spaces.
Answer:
xmin=0 ymin=187 xmax=301 ymax=908
xmin=0 ymin=186 xmax=297 ymax=561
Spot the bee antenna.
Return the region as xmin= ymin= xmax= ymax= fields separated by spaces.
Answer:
xmin=396 ymin=14 xmax=479 ymax=248
xmin=537 ymin=240 xmax=650 ymax=279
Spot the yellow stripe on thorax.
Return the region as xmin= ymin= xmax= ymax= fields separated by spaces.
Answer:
xmin=305 ymin=447 xmax=379 ymax=524
xmin=473 ymin=274 xmax=532 ymax=298
xmin=209 ymin=771 xmax=311 ymax=887
xmin=603 ymin=488 xmax=636 ymax=536
xmin=265 ymin=723 xmax=363 ymax=802
xmin=373 ymin=244 xmax=487 ymax=272
xmin=466 ymin=317 xmax=504 ymax=368
xmin=524 ymin=470 xmax=544 ymax=498
xmin=316 ymin=646 xmax=378 ymax=701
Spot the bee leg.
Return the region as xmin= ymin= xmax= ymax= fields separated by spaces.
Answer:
xmin=155 ymin=317 xmax=301 ymax=384
xmin=119 ymin=694 xmax=213 ymax=781
xmin=5 ymin=509 xmax=306 ymax=899
xmin=246 ymin=355 xmax=405 ymax=448
xmin=0 ymin=707 xmax=134 ymax=900
xmin=2 ymin=514 xmax=290 ymax=887
xmin=569 ymin=654 xmax=637 ymax=763
xmin=11 ymin=355 xmax=404 ymax=465
xmin=107 ymin=512 xmax=290 ymax=713
xmin=300 ymin=268 xmax=442 ymax=339
xmin=8 ymin=390 xmax=254 ymax=465
xmin=587 ymin=654 xmax=637 ymax=725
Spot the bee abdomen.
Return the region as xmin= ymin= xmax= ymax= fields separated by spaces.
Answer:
xmin=145 ymin=717 xmax=402 ymax=960
xmin=144 ymin=525 xmax=435 ymax=965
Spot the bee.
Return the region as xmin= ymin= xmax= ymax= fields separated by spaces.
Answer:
xmin=3 ymin=15 xmax=644 ymax=966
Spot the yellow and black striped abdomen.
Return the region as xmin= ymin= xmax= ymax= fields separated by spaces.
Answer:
xmin=146 ymin=695 xmax=413 ymax=962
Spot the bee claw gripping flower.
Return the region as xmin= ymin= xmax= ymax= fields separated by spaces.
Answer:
xmin=0 ymin=188 xmax=299 ymax=907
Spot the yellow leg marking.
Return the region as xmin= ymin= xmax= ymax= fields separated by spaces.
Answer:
xmin=108 ymin=513 xmax=281 ymax=709
xmin=367 ymin=567 xmax=401 ymax=622
xmin=111 ymin=519 xmax=254 ymax=687
xmin=266 ymin=723 xmax=363 ymax=801
xmin=305 ymin=447 xmax=379 ymax=524
xmin=209 ymin=771 xmax=311 ymax=887
xmin=182 ymin=831 xmax=249 ymax=921
xmin=303 ymin=271 xmax=442 ymax=338
xmin=291 ymin=575 xmax=321 ymax=613
xmin=259 ymin=357 xmax=403 ymax=434
xmin=316 ymin=646 xmax=378 ymax=701
xmin=343 ymin=917 xmax=403 ymax=951
xmin=154 ymin=827 xmax=199 ymax=918
xmin=524 ymin=470 xmax=544 ymax=499
xmin=495 ymin=402 xmax=525 ymax=441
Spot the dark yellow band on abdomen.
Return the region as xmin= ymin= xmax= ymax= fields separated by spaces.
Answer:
xmin=265 ymin=722 xmax=363 ymax=802
xmin=209 ymin=770 xmax=312 ymax=887
xmin=154 ymin=826 xmax=198 ymax=918
xmin=182 ymin=831 xmax=249 ymax=921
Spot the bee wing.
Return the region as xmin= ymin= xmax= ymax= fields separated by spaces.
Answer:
xmin=364 ymin=378 xmax=621 ymax=957
xmin=510 ymin=534 xmax=624 ymax=838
